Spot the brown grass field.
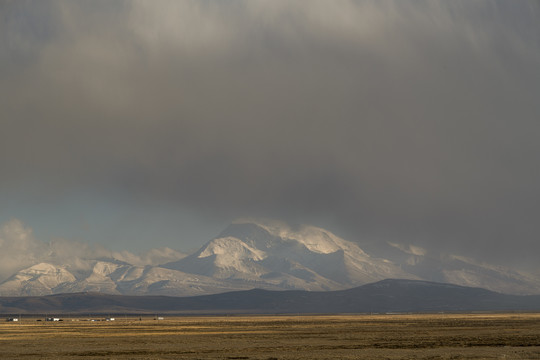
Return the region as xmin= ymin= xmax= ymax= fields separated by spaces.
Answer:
xmin=1 ymin=313 xmax=540 ymax=359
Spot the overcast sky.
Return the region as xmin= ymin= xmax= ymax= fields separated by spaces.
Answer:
xmin=1 ymin=1 xmax=540 ymax=270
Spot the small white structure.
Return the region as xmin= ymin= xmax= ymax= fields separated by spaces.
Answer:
xmin=106 ymin=318 xmax=115 ymax=321
xmin=46 ymin=317 xmax=60 ymax=322
xmin=6 ymin=318 xmax=19 ymax=322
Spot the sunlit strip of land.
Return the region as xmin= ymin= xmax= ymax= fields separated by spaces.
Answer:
xmin=2 ymin=313 xmax=540 ymax=359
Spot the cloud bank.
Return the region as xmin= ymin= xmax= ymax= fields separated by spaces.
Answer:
xmin=1 ymin=1 xmax=540 ymax=268
xmin=0 ymin=219 xmax=184 ymax=281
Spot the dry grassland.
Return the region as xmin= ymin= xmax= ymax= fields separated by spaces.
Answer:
xmin=1 ymin=313 xmax=540 ymax=359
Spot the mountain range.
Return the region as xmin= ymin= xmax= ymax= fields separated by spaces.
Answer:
xmin=2 ymin=279 xmax=540 ymax=314
xmin=1 ymin=219 xmax=539 ymax=297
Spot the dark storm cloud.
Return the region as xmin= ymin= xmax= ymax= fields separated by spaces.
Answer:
xmin=1 ymin=1 xmax=540 ymax=267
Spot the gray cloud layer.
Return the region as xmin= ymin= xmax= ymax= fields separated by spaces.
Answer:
xmin=1 ymin=1 xmax=540 ymax=268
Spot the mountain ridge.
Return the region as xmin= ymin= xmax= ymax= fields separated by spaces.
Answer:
xmin=1 ymin=220 xmax=539 ymax=296
xmin=1 ymin=279 xmax=539 ymax=315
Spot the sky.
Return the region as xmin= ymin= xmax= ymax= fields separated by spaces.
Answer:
xmin=1 ymin=1 xmax=540 ymax=272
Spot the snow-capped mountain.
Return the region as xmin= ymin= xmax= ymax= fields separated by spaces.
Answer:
xmin=0 ymin=259 xmax=256 ymax=297
xmin=0 ymin=263 xmax=76 ymax=296
xmin=0 ymin=219 xmax=539 ymax=296
xmin=363 ymin=240 xmax=540 ymax=295
xmin=163 ymin=219 xmax=417 ymax=290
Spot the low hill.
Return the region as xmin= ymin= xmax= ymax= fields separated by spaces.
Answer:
xmin=1 ymin=279 xmax=539 ymax=315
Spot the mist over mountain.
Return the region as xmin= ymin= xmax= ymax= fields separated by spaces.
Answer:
xmin=1 ymin=219 xmax=538 ymax=297
xmin=2 ymin=1 xmax=540 ymax=272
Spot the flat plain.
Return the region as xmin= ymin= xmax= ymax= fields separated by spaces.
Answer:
xmin=1 ymin=313 xmax=540 ymax=359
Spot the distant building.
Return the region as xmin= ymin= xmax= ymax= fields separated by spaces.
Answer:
xmin=6 ymin=318 xmax=19 ymax=322
xmin=46 ymin=317 xmax=60 ymax=322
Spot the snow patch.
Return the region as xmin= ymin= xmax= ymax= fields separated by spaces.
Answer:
xmin=199 ymin=236 xmax=266 ymax=261
xmin=388 ymin=242 xmax=427 ymax=256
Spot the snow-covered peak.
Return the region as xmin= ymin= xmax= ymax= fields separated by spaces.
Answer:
xmin=92 ymin=261 xmax=122 ymax=277
xmin=22 ymin=262 xmax=69 ymax=275
xmin=1 ymin=262 xmax=77 ymax=293
xmin=2 ymin=219 xmax=540 ymax=296
xmin=112 ymin=247 xmax=186 ymax=266
xmin=231 ymin=218 xmax=364 ymax=255
xmin=287 ymin=226 xmax=365 ymax=255
xmin=199 ymin=236 xmax=266 ymax=262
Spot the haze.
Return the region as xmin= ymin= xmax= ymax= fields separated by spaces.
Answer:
xmin=1 ymin=1 xmax=539 ymax=276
